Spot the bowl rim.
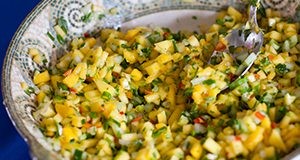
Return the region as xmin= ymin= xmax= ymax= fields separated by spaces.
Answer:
xmin=1 ymin=0 xmax=56 ymax=158
xmin=2 ymin=0 xmax=300 ymax=159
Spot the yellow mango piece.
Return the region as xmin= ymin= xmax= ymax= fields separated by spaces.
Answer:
xmin=168 ymin=104 xmax=184 ymax=125
xmin=28 ymin=48 xmax=39 ymax=57
xmin=230 ymin=140 xmax=245 ymax=157
xmin=130 ymin=69 xmax=143 ymax=81
xmin=33 ymin=54 xmax=43 ymax=64
xmin=81 ymin=139 xmax=99 ymax=150
xmin=55 ymin=103 xmax=76 ymax=118
xmin=93 ymin=79 xmax=117 ymax=96
xmin=227 ymin=6 xmax=242 ymax=21
xmin=190 ymin=142 xmax=202 ymax=159
xmin=103 ymin=101 xmax=117 ymax=118
xmin=123 ymin=50 xmax=137 ymax=64
xmin=73 ymin=62 xmax=87 ymax=80
xmin=63 ymin=73 xmax=79 ymax=88
xmin=71 ymin=116 xmax=86 ymax=127
xmin=166 ymin=84 xmax=176 ymax=107
xmin=61 ymin=127 xmax=80 ymax=143
xmin=33 ymin=70 xmax=50 ymax=85
xmin=84 ymin=90 xmax=102 ymax=101
xmin=269 ymin=31 xmax=282 ymax=42
xmin=145 ymin=62 xmax=160 ymax=76
xmin=207 ymin=104 xmax=221 ymax=117
xmin=51 ymin=75 xmax=63 ymax=90
xmin=244 ymin=126 xmax=264 ymax=151
xmin=124 ymin=28 xmax=142 ymax=41
xmin=85 ymin=37 xmax=97 ymax=47
xmin=156 ymin=53 xmax=173 ymax=64
xmin=37 ymin=91 xmax=46 ymax=104
xmin=269 ymin=128 xmax=287 ymax=152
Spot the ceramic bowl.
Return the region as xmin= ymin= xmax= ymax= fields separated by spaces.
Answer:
xmin=2 ymin=0 xmax=300 ymax=159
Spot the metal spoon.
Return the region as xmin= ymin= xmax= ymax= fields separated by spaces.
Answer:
xmin=209 ymin=1 xmax=263 ymax=90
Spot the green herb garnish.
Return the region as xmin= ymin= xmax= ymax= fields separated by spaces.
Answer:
xmin=202 ymin=79 xmax=216 ymax=85
xmin=57 ymin=17 xmax=68 ymax=34
xmin=275 ymin=63 xmax=288 ymax=76
xmin=46 ymin=31 xmax=55 ymax=41
xmin=57 ymin=82 xmax=68 ymax=90
xmin=74 ymin=149 xmax=83 ymax=160
xmin=101 ymin=91 xmax=112 ymax=101
xmin=81 ymin=12 xmax=93 ymax=23
xmin=152 ymin=127 xmax=167 ymax=138
xmin=24 ymin=86 xmax=35 ymax=95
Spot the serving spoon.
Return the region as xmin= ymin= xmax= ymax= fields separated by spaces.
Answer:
xmin=209 ymin=0 xmax=263 ymax=90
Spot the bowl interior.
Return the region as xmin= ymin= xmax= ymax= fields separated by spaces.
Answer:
xmin=2 ymin=0 xmax=300 ymax=159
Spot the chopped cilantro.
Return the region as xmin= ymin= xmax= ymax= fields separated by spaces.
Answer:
xmin=56 ymin=34 xmax=65 ymax=45
xmin=74 ymin=149 xmax=83 ymax=160
xmin=81 ymin=12 xmax=93 ymax=23
xmin=57 ymin=82 xmax=68 ymax=90
xmin=148 ymin=31 xmax=162 ymax=44
xmin=90 ymin=112 xmax=98 ymax=119
xmin=24 ymin=86 xmax=35 ymax=95
xmin=120 ymin=59 xmax=129 ymax=69
xmin=216 ymin=19 xmax=224 ymax=25
xmin=57 ymin=17 xmax=68 ymax=34
xmin=202 ymin=79 xmax=216 ymax=85
xmin=141 ymin=48 xmax=151 ymax=58
xmin=229 ymin=77 xmax=248 ymax=90
xmin=101 ymin=91 xmax=112 ymax=101
xmin=98 ymin=14 xmax=105 ymax=20
xmin=152 ymin=127 xmax=167 ymax=138
xmin=46 ymin=31 xmax=55 ymax=41
xmin=183 ymin=55 xmax=191 ymax=64
xmin=261 ymin=57 xmax=270 ymax=66
xmin=275 ymin=106 xmax=288 ymax=123
xmin=183 ymin=87 xmax=193 ymax=97
xmin=275 ymin=63 xmax=288 ymax=76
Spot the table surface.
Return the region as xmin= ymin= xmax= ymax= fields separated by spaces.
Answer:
xmin=0 ymin=0 xmax=40 ymax=159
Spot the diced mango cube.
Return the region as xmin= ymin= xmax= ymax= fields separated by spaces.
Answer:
xmin=145 ymin=62 xmax=160 ymax=76
xmin=269 ymin=31 xmax=282 ymax=42
xmin=55 ymin=103 xmax=76 ymax=118
xmin=123 ymin=50 xmax=137 ymax=64
xmin=61 ymin=126 xmax=80 ymax=143
xmin=37 ymin=91 xmax=46 ymax=104
xmin=190 ymin=142 xmax=202 ymax=159
xmin=124 ymin=28 xmax=142 ymax=41
xmin=156 ymin=53 xmax=173 ymax=64
xmin=244 ymin=126 xmax=264 ymax=151
xmin=33 ymin=70 xmax=50 ymax=84
xmin=269 ymin=128 xmax=287 ymax=152
xmin=63 ymin=73 xmax=79 ymax=88
xmin=85 ymin=37 xmax=97 ymax=47
xmin=130 ymin=69 xmax=143 ymax=81
xmin=28 ymin=48 xmax=39 ymax=57
xmin=227 ymin=6 xmax=242 ymax=21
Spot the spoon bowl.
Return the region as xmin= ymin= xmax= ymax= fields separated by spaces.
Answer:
xmin=209 ymin=2 xmax=264 ymax=91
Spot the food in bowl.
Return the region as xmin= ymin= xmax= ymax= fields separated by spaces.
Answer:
xmin=22 ymin=5 xmax=300 ymax=160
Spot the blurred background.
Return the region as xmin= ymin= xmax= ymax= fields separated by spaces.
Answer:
xmin=0 ymin=0 xmax=40 ymax=159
